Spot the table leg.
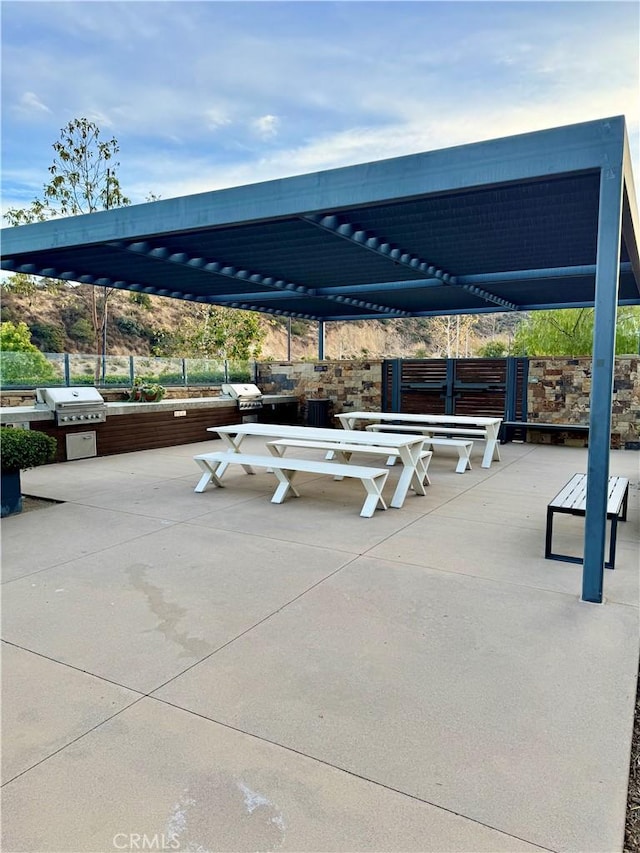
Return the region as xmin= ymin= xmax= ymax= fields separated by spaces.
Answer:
xmin=391 ymin=445 xmax=426 ymax=508
xmin=271 ymin=469 xmax=300 ymax=503
xmin=455 ymin=446 xmax=472 ymax=474
xmin=360 ymin=472 xmax=388 ymax=517
xmin=481 ymin=426 xmax=501 ymax=468
xmin=327 ymin=415 xmax=353 ymax=459
xmin=336 ymin=415 xmax=356 ymax=430
xmin=194 ymin=458 xmax=225 ymax=492
xmin=217 ymin=434 xmax=255 ymax=475
xmin=413 ymin=451 xmax=432 ymax=488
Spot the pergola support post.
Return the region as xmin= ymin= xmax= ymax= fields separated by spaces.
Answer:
xmin=582 ymin=163 xmax=624 ymax=604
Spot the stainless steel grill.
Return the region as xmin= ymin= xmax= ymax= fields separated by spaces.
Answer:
xmin=36 ymin=387 xmax=107 ymax=425
xmin=220 ymin=383 xmax=263 ymax=412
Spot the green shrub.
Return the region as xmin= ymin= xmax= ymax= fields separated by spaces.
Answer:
xmin=115 ymin=316 xmax=152 ymax=337
xmin=227 ymin=369 xmax=251 ymax=382
xmin=0 ymin=351 xmax=58 ymax=386
xmin=103 ymin=374 xmax=130 ymax=385
xmin=1 ymin=427 xmax=57 ymax=472
xmin=128 ymin=292 xmax=152 ymax=310
xmin=61 ymin=305 xmax=88 ymax=326
xmin=476 ymin=340 xmax=508 ymax=358
xmin=29 ymin=322 xmax=66 ymax=352
xmin=184 ymin=370 xmax=225 ymax=384
xmin=69 ymin=319 xmax=94 ymax=343
xmin=290 ymin=320 xmax=311 ymax=337
xmin=0 ymin=304 xmax=19 ymax=323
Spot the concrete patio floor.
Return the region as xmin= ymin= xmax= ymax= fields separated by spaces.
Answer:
xmin=1 ymin=436 xmax=638 ymax=853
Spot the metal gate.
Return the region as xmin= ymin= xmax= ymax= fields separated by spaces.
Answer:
xmin=382 ymin=357 xmax=528 ymax=419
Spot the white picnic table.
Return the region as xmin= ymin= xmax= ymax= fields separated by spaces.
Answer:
xmin=335 ymin=411 xmax=503 ymax=468
xmin=207 ymin=423 xmax=429 ymax=509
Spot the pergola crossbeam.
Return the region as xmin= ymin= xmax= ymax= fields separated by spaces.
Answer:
xmin=112 ymin=240 xmax=411 ymax=317
xmin=302 ymin=213 xmax=519 ymax=311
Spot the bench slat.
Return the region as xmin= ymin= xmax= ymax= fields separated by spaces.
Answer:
xmin=549 ymin=473 xmax=629 ymax=515
xmin=195 ymin=451 xmax=388 ymax=479
xmin=267 ymin=439 xmax=433 ymax=488
xmin=367 ymin=424 xmax=485 ymax=437
xmin=545 ymin=473 xmax=629 ymax=569
xmin=608 ymin=477 xmax=630 ymax=512
xmin=267 ymin=439 xmax=414 ymax=456
xmin=193 ymin=451 xmax=389 ymax=517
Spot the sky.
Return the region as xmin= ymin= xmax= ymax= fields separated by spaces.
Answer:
xmin=1 ymin=0 xmax=639 ymax=216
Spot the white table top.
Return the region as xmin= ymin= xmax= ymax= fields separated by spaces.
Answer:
xmin=209 ymin=422 xmax=428 ymax=509
xmin=210 ymin=423 xmax=425 ymax=448
xmin=337 ymin=411 xmax=502 ymax=426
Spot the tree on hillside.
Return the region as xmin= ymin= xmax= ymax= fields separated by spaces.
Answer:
xmin=476 ymin=339 xmax=509 ymax=357
xmin=152 ymin=305 xmax=266 ymax=361
xmin=429 ymin=315 xmax=478 ymax=358
xmin=4 ymin=118 xmax=130 ymax=373
xmin=1 ymin=273 xmax=64 ymax=300
xmin=512 ymin=307 xmax=640 ymax=356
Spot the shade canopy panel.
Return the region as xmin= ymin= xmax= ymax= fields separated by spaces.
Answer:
xmin=3 ymin=116 xmax=638 ymax=320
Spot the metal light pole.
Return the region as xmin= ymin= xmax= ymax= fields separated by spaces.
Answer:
xmin=101 ymin=169 xmax=110 ymax=384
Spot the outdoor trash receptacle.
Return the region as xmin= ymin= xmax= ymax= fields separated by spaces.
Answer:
xmin=306 ymin=398 xmax=332 ymax=428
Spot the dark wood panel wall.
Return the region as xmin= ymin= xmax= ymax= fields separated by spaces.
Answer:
xmin=383 ymin=357 xmax=527 ymax=420
xmin=32 ymin=402 xmax=299 ymax=462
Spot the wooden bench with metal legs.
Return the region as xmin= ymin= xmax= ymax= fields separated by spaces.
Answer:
xmin=193 ymin=451 xmax=389 ymax=518
xmin=545 ymin=473 xmax=630 ymax=569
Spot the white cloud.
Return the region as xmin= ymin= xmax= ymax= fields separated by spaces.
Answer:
xmin=128 ymin=86 xmax=639 ymax=206
xmin=251 ymin=115 xmax=280 ymax=140
xmin=83 ymin=109 xmax=114 ymax=129
xmin=16 ymin=91 xmax=51 ymax=115
xmin=2 ymin=0 xmax=638 ymax=210
xmin=205 ymin=107 xmax=232 ymax=130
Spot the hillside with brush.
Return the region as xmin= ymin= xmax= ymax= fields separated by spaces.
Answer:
xmin=1 ymin=281 xmax=520 ymax=361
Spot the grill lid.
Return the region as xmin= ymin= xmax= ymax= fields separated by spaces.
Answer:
xmin=36 ymin=387 xmax=105 ymax=408
xmin=220 ymin=383 xmax=262 ymax=400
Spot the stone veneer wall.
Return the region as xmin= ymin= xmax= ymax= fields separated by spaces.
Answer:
xmin=256 ymin=360 xmax=383 ymax=423
xmin=527 ymin=357 xmax=639 ymax=448
xmin=258 ymin=357 xmax=639 ymax=446
xmin=3 ymin=358 xmax=638 ymax=447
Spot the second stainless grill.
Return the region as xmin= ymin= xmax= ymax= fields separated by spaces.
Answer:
xmin=220 ymin=383 xmax=263 ymax=412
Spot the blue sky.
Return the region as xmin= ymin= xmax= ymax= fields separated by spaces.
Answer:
xmin=2 ymin=0 xmax=639 ymax=214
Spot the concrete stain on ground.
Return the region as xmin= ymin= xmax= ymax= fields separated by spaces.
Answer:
xmin=125 ymin=563 xmax=213 ymax=659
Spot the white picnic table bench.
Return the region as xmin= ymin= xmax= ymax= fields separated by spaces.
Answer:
xmin=545 ymin=473 xmax=630 ymax=569
xmin=364 ymin=425 xmax=472 ymax=473
xmin=335 ymin=412 xmax=502 ymax=469
xmin=200 ymin=423 xmax=430 ymax=510
xmin=266 ymin=438 xmax=432 ymax=488
xmin=193 ymin=451 xmax=389 ymax=517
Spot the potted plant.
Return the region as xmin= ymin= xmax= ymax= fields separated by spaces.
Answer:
xmin=1 ymin=427 xmax=57 ymax=517
xmin=125 ymin=379 xmax=166 ymax=403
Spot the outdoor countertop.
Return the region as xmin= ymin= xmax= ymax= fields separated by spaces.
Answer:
xmin=105 ymin=394 xmax=296 ymax=416
xmin=1 ymin=406 xmax=55 ymax=424
xmin=0 ymin=394 xmax=298 ymax=424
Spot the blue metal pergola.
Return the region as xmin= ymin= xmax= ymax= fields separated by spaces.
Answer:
xmin=2 ymin=115 xmax=639 ymax=603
